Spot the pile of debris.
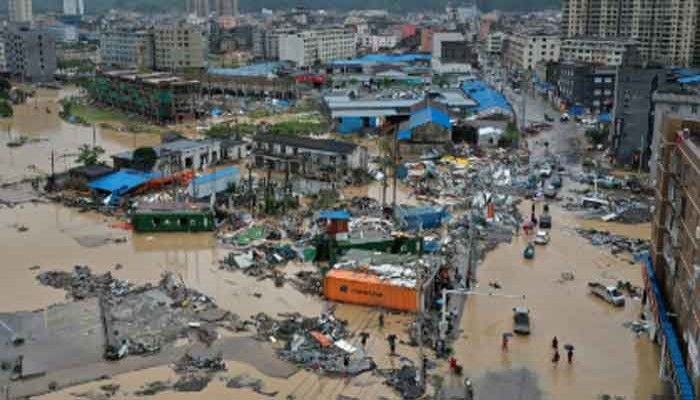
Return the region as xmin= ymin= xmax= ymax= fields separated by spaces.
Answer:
xmin=37 ymin=266 xmax=244 ymax=361
xmin=221 ymin=244 xmax=298 ymax=282
xmin=37 ymin=265 xmax=130 ymax=300
xmin=254 ymin=310 xmax=375 ymax=377
xmin=349 ymin=196 xmax=383 ymax=217
xmin=574 ymin=229 xmax=650 ymax=255
xmin=376 ymin=363 xmax=424 ymax=400
xmin=225 ymin=373 xmax=278 ymax=396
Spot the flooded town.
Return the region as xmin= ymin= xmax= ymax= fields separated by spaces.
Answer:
xmin=0 ymin=1 xmax=699 ymax=400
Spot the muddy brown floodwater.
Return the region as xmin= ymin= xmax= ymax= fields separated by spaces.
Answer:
xmin=0 ymin=88 xmax=665 ymax=399
xmin=0 ymin=88 xmax=160 ymax=183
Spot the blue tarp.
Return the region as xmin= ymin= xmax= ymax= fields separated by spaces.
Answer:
xmin=394 ymin=206 xmax=450 ymax=230
xmin=568 ymin=105 xmax=585 ymax=117
xmin=211 ymin=108 xmax=223 ymax=116
xmin=188 ymin=167 xmax=240 ymax=198
xmin=89 ymin=169 xmax=161 ymax=194
xmin=638 ymin=253 xmax=695 ymax=400
xmin=461 ymin=81 xmax=513 ymax=114
xmin=398 ymin=106 xmax=451 ymax=140
xmin=597 ymin=113 xmax=612 ymax=123
xmin=423 ymin=238 xmax=441 ymax=253
xmin=330 ymin=54 xmax=431 ymax=66
xmin=192 ymin=167 xmax=239 ymax=185
xmin=319 ymin=210 xmax=351 ymax=221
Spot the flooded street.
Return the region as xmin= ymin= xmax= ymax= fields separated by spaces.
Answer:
xmin=0 ymin=86 xmax=666 ymax=400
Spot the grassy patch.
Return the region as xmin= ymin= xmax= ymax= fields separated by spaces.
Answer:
xmin=71 ymin=104 xmax=130 ymax=123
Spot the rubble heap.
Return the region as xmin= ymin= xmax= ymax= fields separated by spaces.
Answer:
xmin=254 ymin=310 xmax=375 ymax=377
xmin=574 ymin=229 xmax=650 ymax=255
xmin=37 ymin=265 xmax=130 ymax=300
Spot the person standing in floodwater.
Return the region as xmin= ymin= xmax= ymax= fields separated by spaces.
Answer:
xmin=501 ymin=335 xmax=509 ymax=351
xmin=379 ymin=313 xmax=385 ymax=329
xmin=552 ymin=350 xmax=560 ymax=365
xmin=387 ymin=334 xmax=397 ymax=355
xmin=567 ymin=348 xmax=574 ymax=364
xmin=360 ymin=332 xmax=370 ymax=347
xmin=552 ymin=336 xmax=558 ymax=349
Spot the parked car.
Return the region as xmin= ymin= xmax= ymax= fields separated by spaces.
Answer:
xmin=534 ymin=231 xmax=550 ymax=245
xmin=560 ymin=113 xmax=570 ymax=122
xmin=539 ymin=165 xmax=553 ymax=178
xmin=513 ymin=307 xmax=531 ymax=334
xmin=523 ymin=242 xmax=535 ymax=259
xmin=588 ymin=282 xmax=625 ymax=307
xmin=539 ymin=214 xmax=552 ymax=229
xmin=543 ymin=185 xmax=558 ymax=199
xmin=544 ymin=114 xmax=554 ymax=122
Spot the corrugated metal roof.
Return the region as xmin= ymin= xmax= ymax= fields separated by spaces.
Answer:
xmin=679 ymin=75 xmax=700 ymax=84
xmin=332 ymin=109 xmax=399 ymax=118
xmin=192 ymin=167 xmax=240 ymax=185
xmin=254 ymin=133 xmax=358 ymax=154
xmin=462 ymin=81 xmax=513 ymax=114
xmin=398 ymin=105 xmax=451 ymax=140
xmin=89 ymin=169 xmax=161 ymax=193
xmin=329 ymin=54 xmax=431 ymax=66
xmin=207 ymin=62 xmax=285 ymax=77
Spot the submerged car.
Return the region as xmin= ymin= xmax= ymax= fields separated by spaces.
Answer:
xmin=588 ymin=282 xmax=625 ymax=307
xmin=513 ymin=307 xmax=531 ymax=334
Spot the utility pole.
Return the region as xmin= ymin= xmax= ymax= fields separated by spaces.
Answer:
xmin=92 ymin=123 xmax=96 ymax=148
xmin=415 ymin=260 xmax=425 ymax=392
xmin=392 ymin=125 xmax=399 ymax=207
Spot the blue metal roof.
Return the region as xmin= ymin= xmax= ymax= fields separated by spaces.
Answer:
xmin=679 ymin=75 xmax=700 ymax=84
xmin=330 ymin=54 xmax=431 ymax=66
xmin=319 ymin=210 xmax=351 ymax=220
xmin=461 ymin=81 xmax=513 ymax=114
xmin=638 ymin=253 xmax=695 ymax=400
xmin=597 ymin=113 xmax=612 ymax=123
xmin=89 ymin=169 xmax=161 ymax=193
xmin=398 ymin=105 xmax=451 ymax=140
xmin=207 ymin=62 xmax=284 ymax=77
xmin=192 ymin=167 xmax=240 ymax=186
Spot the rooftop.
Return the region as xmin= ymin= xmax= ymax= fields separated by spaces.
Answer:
xmin=254 ymin=133 xmax=359 ymax=154
xmin=207 ymin=62 xmax=288 ymax=77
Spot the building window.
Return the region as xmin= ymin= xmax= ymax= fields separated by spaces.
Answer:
xmin=693 ymin=105 xmax=698 ymax=114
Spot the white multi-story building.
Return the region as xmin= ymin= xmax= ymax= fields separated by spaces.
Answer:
xmin=63 ymin=0 xmax=84 ymax=16
xmin=486 ymin=32 xmax=503 ymax=55
xmin=8 ymin=0 xmax=32 ymax=23
xmin=369 ymin=34 xmax=399 ymax=52
xmin=503 ymin=31 xmax=560 ymax=71
xmin=154 ymin=22 xmax=206 ymax=70
xmin=561 ymin=0 xmax=700 ymax=66
xmin=278 ymin=27 xmax=356 ymax=67
xmin=100 ymin=30 xmax=155 ymax=70
xmin=560 ymin=37 xmax=640 ymax=67
xmin=0 ymin=41 xmax=7 ymax=73
xmin=431 ymin=32 xmax=474 ymax=73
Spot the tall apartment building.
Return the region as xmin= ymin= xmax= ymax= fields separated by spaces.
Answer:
xmin=278 ymin=27 xmax=356 ymax=68
xmin=100 ymin=30 xmax=155 ymax=70
xmin=486 ymin=32 xmax=504 ymax=56
xmin=8 ymin=0 xmax=32 ymax=23
xmin=650 ymin=87 xmax=700 ymax=177
xmin=503 ymin=31 xmax=560 ymax=71
xmin=649 ymin=87 xmax=700 ymax=395
xmin=154 ymin=23 xmax=206 ymax=70
xmin=6 ymin=24 xmax=57 ymax=82
xmin=261 ymin=27 xmax=296 ymax=60
xmin=186 ymin=0 xmax=209 ymax=18
xmin=561 ymin=0 xmax=700 ymax=67
xmin=215 ymin=0 xmax=238 ymax=17
xmin=431 ymin=32 xmax=477 ymax=73
xmin=63 ymin=0 xmax=85 ymax=16
xmin=560 ymin=37 xmax=640 ymax=67
xmin=558 ymin=61 xmax=616 ymax=113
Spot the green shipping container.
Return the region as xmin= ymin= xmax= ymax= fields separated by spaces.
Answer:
xmin=131 ymin=209 xmax=215 ymax=233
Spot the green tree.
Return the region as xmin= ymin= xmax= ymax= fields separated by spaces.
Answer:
xmin=585 ymin=128 xmax=608 ymax=146
xmin=0 ymin=101 xmax=13 ymax=118
xmin=499 ymin=121 xmax=521 ymax=148
xmin=76 ymin=144 xmax=105 ymax=167
xmin=131 ymin=147 xmax=158 ymax=171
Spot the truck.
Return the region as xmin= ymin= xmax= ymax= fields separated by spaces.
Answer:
xmin=588 ymin=282 xmax=625 ymax=307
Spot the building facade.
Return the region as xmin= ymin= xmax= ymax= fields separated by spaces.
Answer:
xmin=252 ymin=133 xmax=368 ymax=183
xmin=503 ymin=31 xmax=560 ymax=71
xmin=431 ymin=32 xmax=476 ymax=73
xmin=560 ymin=37 xmax=640 ymax=67
xmin=100 ymin=30 xmax=155 ymax=70
xmin=186 ymin=0 xmax=209 ymax=18
xmin=279 ymin=27 xmax=356 ymax=68
xmin=610 ymin=67 xmax=666 ymax=169
xmin=63 ymin=0 xmax=84 ymax=16
xmin=154 ymin=23 xmax=206 ymax=70
xmin=215 ymin=0 xmax=238 ymax=17
xmin=485 ymin=32 xmax=503 ymax=56
xmin=650 ymin=88 xmax=700 ymax=178
xmin=561 ymin=0 xmax=700 ymax=67
xmin=558 ymin=61 xmax=616 ymax=113
xmin=89 ymin=71 xmax=200 ymax=124
xmin=8 ymin=0 xmax=32 ymax=23
xmin=650 ymin=107 xmax=700 ymax=395
xmin=6 ymin=25 xmax=57 ymax=82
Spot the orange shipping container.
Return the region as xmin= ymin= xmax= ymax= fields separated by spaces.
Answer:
xmin=324 ymin=269 xmax=418 ymax=312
